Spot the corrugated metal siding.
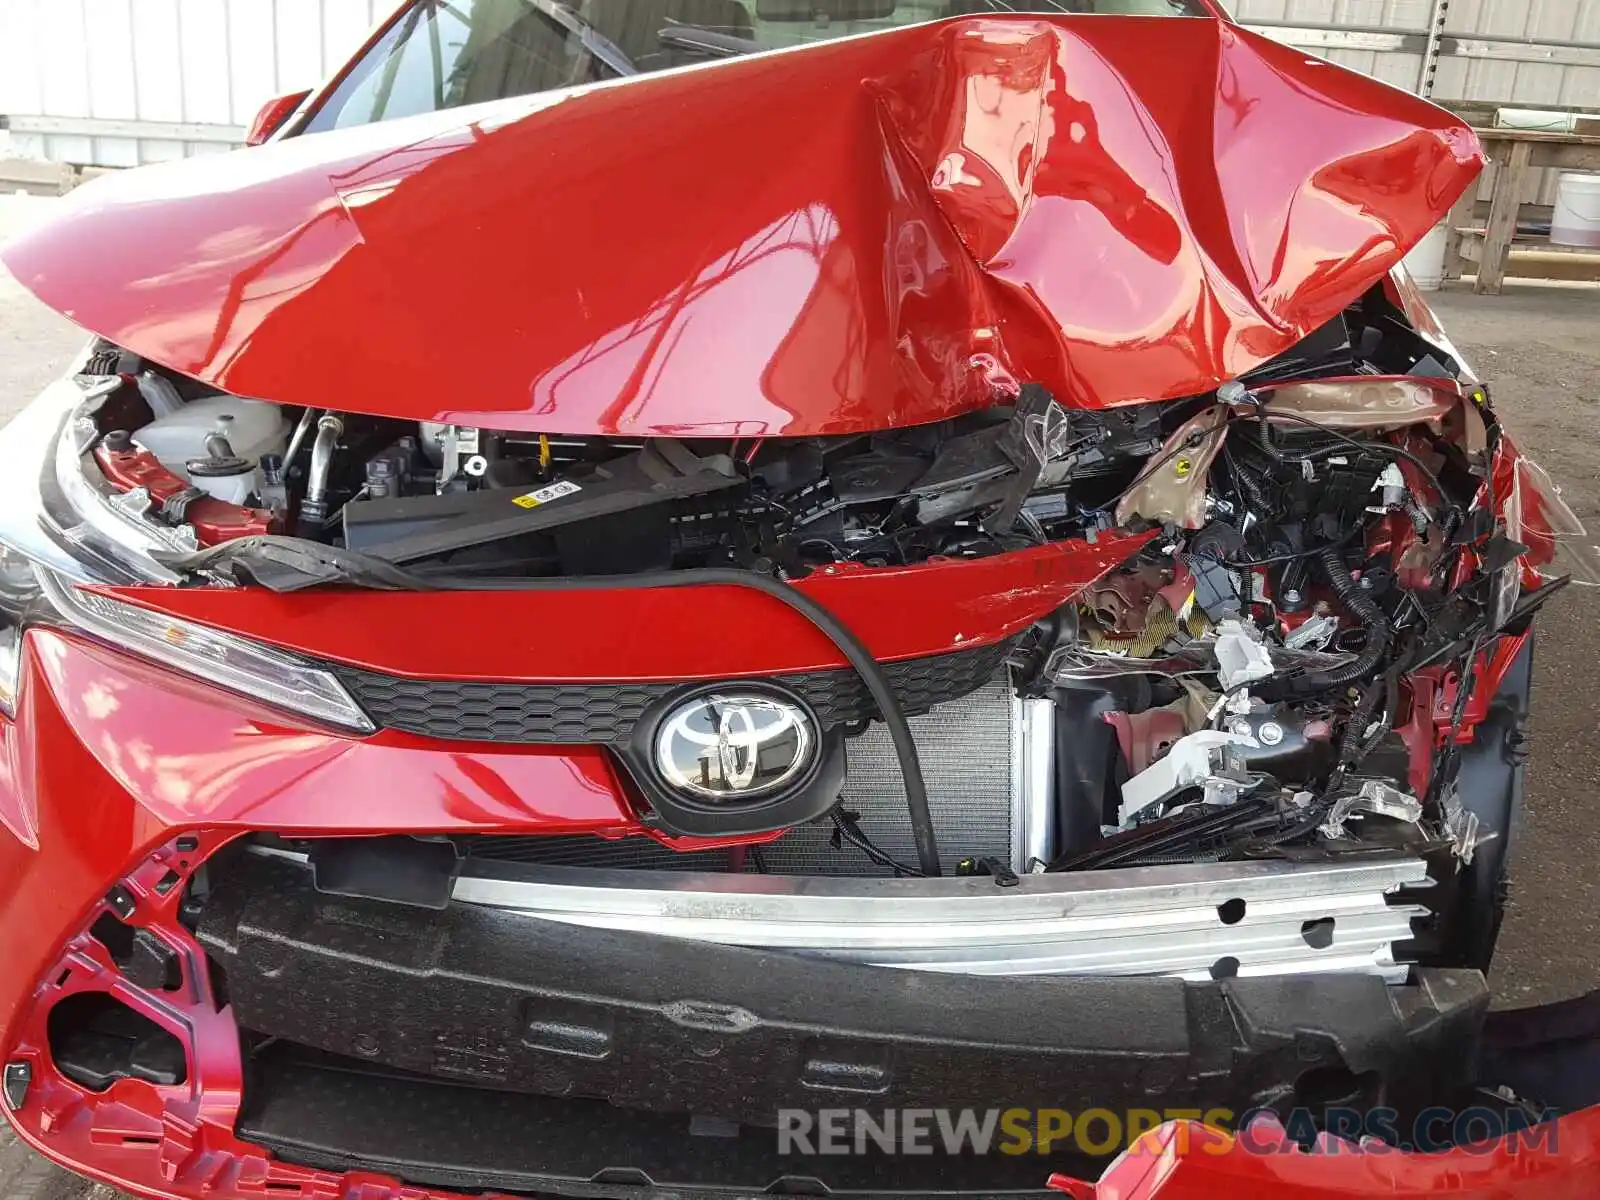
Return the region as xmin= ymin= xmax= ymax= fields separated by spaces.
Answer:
xmin=2 ymin=0 xmax=1598 ymax=185
xmin=1232 ymin=0 xmax=1432 ymax=26
xmin=1434 ymin=1 xmax=1600 ymax=204
xmin=0 ymin=0 xmax=394 ymax=165
xmin=1240 ymin=0 xmax=1600 ymax=209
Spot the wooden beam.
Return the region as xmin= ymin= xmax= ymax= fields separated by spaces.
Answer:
xmin=1529 ymin=145 xmax=1600 ymax=171
xmin=1442 ymin=188 xmax=1479 ymax=281
xmin=1475 ymin=139 xmax=1533 ymax=295
xmin=1449 ymin=228 xmax=1600 ymax=282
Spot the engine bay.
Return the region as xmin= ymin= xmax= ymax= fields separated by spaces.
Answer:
xmin=62 ymin=276 xmax=1579 ymax=926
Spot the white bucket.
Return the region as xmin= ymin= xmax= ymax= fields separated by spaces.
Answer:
xmin=1551 ymin=173 xmax=1600 ymax=248
xmin=1402 ymin=221 xmax=1449 ymax=290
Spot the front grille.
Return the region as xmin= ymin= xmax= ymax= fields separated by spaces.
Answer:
xmin=462 ymin=676 xmax=1018 ymax=876
xmin=329 ymin=638 xmax=1014 ymax=745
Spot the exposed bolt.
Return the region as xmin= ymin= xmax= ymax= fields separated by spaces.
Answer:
xmin=1228 ymin=718 xmax=1253 ymax=738
xmin=1282 ymin=588 xmax=1303 ymax=607
xmin=1358 ymin=576 xmax=1374 ymax=590
xmin=1258 ymin=721 xmax=1285 ymax=747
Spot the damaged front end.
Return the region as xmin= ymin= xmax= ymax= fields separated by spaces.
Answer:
xmin=1 ymin=7 xmax=1596 ymax=1198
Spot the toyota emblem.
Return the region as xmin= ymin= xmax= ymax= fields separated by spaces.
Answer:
xmin=653 ymin=692 xmax=816 ymax=800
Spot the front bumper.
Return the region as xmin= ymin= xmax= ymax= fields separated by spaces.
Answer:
xmin=0 ymin=622 xmax=1588 ymax=1200
xmin=201 ymin=852 xmax=1484 ymax=1137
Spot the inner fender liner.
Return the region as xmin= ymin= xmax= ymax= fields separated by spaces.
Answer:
xmin=201 ymin=854 xmax=1487 ymax=1126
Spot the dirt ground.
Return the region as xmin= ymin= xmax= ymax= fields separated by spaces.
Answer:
xmin=1 ymin=191 xmax=1599 ymax=1189
xmin=1427 ymin=283 xmax=1600 ymax=1009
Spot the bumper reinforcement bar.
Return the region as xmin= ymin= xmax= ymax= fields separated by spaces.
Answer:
xmin=204 ymin=853 xmax=1485 ymax=1140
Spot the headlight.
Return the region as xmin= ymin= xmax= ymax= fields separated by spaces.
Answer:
xmin=38 ymin=571 xmax=374 ymax=731
xmin=0 ymin=371 xmax=372 ymax=732
xmin=0 ymin=554 xmax=372 ymax=730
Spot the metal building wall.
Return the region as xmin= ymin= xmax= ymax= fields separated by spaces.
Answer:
xmin=1235 ymin=0 xmax=1432 ymax=90
xmin=0 ymin=0 xmax=393 ymax=166
xmin=3 ymin=0 xmax=1599 ymax=179
xmin=1236 ymin=0 xmax=1600 ymax=206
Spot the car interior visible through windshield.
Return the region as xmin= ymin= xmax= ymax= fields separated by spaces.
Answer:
xmin=301 ymin=0 xmax=1211 ymax=132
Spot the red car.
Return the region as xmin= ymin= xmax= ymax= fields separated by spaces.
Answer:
xmin=3 ymin=1 xmax=1599 ymax=1197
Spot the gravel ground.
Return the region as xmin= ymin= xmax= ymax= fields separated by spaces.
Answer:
xmin=1426 ymin=283 xmax=1600 ymax=1009
xmin=1 ymin=192 xmax=1599 ymax=1190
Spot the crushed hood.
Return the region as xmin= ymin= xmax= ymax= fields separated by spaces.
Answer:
xmin=2 ymin=16 xmax=1481 ymax=436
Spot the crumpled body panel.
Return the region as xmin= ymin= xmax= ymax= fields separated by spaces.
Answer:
xmin=1 ymin=16 xmax=1481 ymax=435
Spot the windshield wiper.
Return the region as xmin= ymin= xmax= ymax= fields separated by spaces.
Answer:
xmin=520 ymin=0 xmax=639 ymax=77
xmin=656 ymin=24 xmax=762 ymax=58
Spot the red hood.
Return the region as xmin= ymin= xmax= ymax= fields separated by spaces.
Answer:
xmin=1 ymin=16 xmax=1480 ymax=436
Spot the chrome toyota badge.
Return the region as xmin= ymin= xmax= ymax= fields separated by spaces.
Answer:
xmin=654 ymin=693 xmax=816 ymax=800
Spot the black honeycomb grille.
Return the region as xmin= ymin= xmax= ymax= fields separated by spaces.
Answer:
xmin=328 ymin=638 xmax=1014 ymax=746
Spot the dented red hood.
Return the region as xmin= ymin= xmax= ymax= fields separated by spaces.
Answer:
xmin=2 ymin=16 xmax=1481 ymax=436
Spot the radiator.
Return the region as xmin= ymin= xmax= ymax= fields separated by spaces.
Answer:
xmin=759 ymin=677 xmax=1017 ymax=875
xmin=463 ymin=676 xmax=1045 ymax=876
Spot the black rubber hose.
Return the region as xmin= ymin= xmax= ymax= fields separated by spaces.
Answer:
xmin=1305 ymin=547 xmax=1391 ymax=686
xmin=524 ymin=572 xmax=934 ymax=876
xmin=464 ymin=569 xmax=942 ymax=876
xmin=1353 ymin=664 xmax=1403 ymax=765
xmin=1255 ymin=410 xmax=1287 ymax=464
xmin=416 ymin=564 xmax=944 ymax=875
xmin=1227 ymin=443 xmax=1272 ymax=515
xmin=1254 ymin=797 xmax=1338 ymax=848
xmin=163 ymin=539 xmax=945 ymax=874
xmin=1255 ymin=546 xmax=1391 ymax=701
xmin=1317 ymin=543 xmax=1386 ymax=625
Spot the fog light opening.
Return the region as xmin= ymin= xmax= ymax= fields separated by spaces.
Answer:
xmin=46 ymin=993 xmax=187 ymax=1092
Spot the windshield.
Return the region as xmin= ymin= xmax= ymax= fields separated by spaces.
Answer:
xmin=303 ymin=0 xmax=1213 ymax=132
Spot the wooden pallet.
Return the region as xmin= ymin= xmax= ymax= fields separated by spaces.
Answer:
xmin=1453 ymin=227 xmax=1600 ymax=284
xmin=1443 ymin=128 xmax=1600 ymax=294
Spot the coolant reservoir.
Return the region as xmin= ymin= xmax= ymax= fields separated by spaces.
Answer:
xmin=133 ymin=397 xmax=289 ymax=479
